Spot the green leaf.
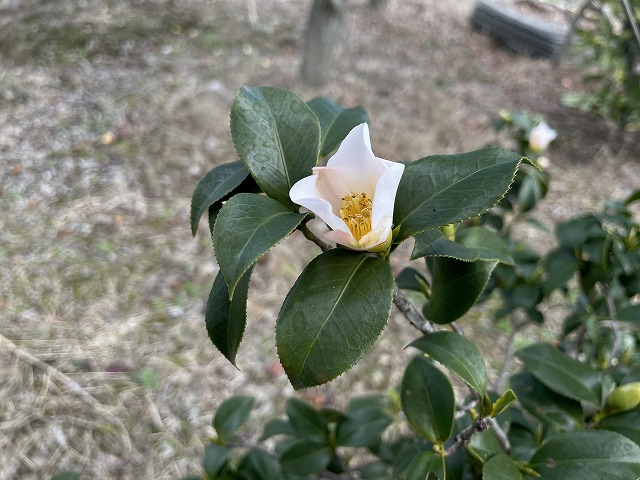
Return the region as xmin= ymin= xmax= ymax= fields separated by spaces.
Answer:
xmin=596 ymin=408 xmax=640 ymax=446
xmin=529 ymin=430 xmax=640 ymax=479
xmin=286 ymin=398 xmax=329 ymax=444
xmin=203 ymin=443 xmax=231 ymax=477
xmin=423 ymin=257 xmax=498 ymax=324
xmin=555 ymin=216 xmax=604 ymax=249
xmin=205 ymin=268 xmax=253 ymax=366
xmin=307 ymin=96 xmax=369 ymax=157
xmin=335 ymin=404 xmax=393 ymax=447
xmin=510 ymin=372 xmax=583 ymax=431
xmin=412 ymin=230 xmax=443 ymax=257
xmin=213 ymin=193 xmax=306 ymax=298
xmin=276 ymin=249 xmax=394 ymax=389
xmin=213 ymin=395 xmax=255 ymax=441
xmin=409 ymin=331 xmax=488 ymax=396
xmin=542 ymin=249 xmax=579 ymax=295
xmin=618 ymin=304 xmax=640 ymax=323
xmin=230 ymin=86 xmax=320 ymax=206
xmin=393 ymin=147 xmax=522 ymax=241
xmin=261 ymin=418 xmax=296 ymax=440
xmin=279 ymin=439 xmax=332 ymax=475
xmin=360 ymin=462 xmax=392 ymax=480
xmin=405 ymin=452 xmax=446 ymax=480
xmin=515 ymin=343 xmax=602 ymax=406
xmin=190 ymin=160 xmax=253 ymax=236
xmin=483 ymin=454 xmax=522 ymax=480
xmin=491 ymin=389 xmax=517 ymax=418
xmin=411 ymin=227 xmax=512 ymax=265
xmin=401 ymin=356 xmax=455 ymax=443
xmin=238 ymin=447 xmax=282 ymax=480
xmin=396 ymin=267 xmax=429 ymax=293
xmin=468 ymin=430 xmax=503 ymax=462
xmin=51 ymin=474 xmax=82 ymax=480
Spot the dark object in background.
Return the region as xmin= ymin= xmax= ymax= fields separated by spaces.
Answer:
xmin=470 ymin=0 xmax=569 ymax=57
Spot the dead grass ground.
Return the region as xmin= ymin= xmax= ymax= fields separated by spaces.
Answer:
xmin=0 ymin=0 xmax=638 ymax=478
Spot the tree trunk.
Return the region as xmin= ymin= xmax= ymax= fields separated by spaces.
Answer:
xmin=300 ymin=0 xmax=346 ymax=87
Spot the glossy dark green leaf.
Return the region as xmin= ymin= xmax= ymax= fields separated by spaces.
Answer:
xmin=468 ymin=430 xmax=503 ymax=462
xmin=238 ymin=447 xmax=282 ymax=480
xmin=411 ymin=230 xmax=442 ymax=256
xmin=596 ymin=408 xmax=640 ymax=446
xmin=483 ymin=453 xmax=522 ymax=480
xmin=404 ymin=452 xmax=445 ymax=480
xmin=517 ymin=165 xmax=548 ymax=213
xmin=203 ymin=443 xmax=231 ymax=477
xmin=542 ymin=249 xmax=579 ymax=295
xmin=394 ymin=147 xmax=522 ymax=241
xmin=516 ymin=343 xmax=601 ymax=406
xmin=411 ymin=227 xmax=512 ymax=265
xmin=190 ymin=160 xmax=252 ymax=235
xmin=307 ymin=96 xmax=369 ymax=157
xmin=409 ymin=331 xmax=487 ymax=395
xmin=510 ymin=372 xmax=582 ymax=431
xmin=213 ymin=395 xmax=255 ymax=441
xmin=335 ymin=404 xmax=393 ymax=447
xmin=401 ymin=356 xmax=455 ymax=443
xmin=276 ymin=249 xmax=394 ymax=389
xmin=618 ymin=304 xmax=640 ymax=323
xmin=556 ymin=216 xmax=604 ymax=248
xmin=286 ymin=398 xmax=329 ymax=444
xmin=423 ymin=257 xmax=498 ymax=324
xmin=213 ymin=193 xmax=306 ymax=298
xmin=360 ymin=462 xmax=392 ymax=480
xmin=205 ymin=268 xmax=253 ymax=366
xmin=230 ymin=86 xmax=320 ymax=206
xmin=529 ymin=430 xmax=640 ymax=479
xmin=396 ymin=267 xmax=429 ymax=293
xmin=261 ymin=418 xmax=296 ymax=440
xmin=279 ymin=439 xmax=332 ymax=475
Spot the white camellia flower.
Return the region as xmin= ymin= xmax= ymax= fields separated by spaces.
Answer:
xmin=528 ymin=122 xmax=557 ymax=153
xmin=290 ymin=123 xmax=405 ymax=252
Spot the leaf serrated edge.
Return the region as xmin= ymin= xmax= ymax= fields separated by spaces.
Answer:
xmin=212 ymin=192 xmax=307 ymax=299
xmin=275 ymin=253 xmax=395 ymax=390
xmin=398 ymin=150 xmax=525 ymax=241
xmin=190 ymin=161 xmax=249 ymax=236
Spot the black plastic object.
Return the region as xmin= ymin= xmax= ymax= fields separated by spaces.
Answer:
xmin=471 ymin=0 xmax=569 ymax=57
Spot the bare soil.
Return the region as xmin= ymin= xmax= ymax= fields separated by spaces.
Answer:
xmin=1 ymin=0 xmax=638 ymax=478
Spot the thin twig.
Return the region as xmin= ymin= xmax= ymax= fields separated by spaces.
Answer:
xmin=454 ymin=400 xmax=478 ymax=420
xmin=487 ymin=417 xmax=512 ymax=454
xmin=299 ymin=223 xmax=331 ymax=252
xmin=445 ymin=417 xmax=488 ymax=456
xmin=393 ymin=287 xmax=436 ymax=334
xmin=621 ymin=0 xmax=640 ymax=50
xmin=553 ymin=0 xmax=598 ymax=66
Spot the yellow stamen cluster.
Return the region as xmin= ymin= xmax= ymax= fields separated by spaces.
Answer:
xmin=340 ymin=192 xmax=373 ymax=241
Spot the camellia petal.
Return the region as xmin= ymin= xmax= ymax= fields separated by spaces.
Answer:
xmin=289 ymin=123 xmax=404 ymax=252
xmin=528 ymin=121 xmax=557 ymax=153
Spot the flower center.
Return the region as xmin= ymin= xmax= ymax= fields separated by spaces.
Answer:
xmin=340 ymin=192 xmax=373 ymax=241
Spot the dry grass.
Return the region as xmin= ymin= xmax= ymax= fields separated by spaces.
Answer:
xmin=1 ymin=0 xmax=639 ymax=478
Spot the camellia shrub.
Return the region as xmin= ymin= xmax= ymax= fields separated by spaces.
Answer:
xmin=181 ymin=86 xmax=640 ymax=480
xmin=562 ymin=0 xmax=640 ymax=130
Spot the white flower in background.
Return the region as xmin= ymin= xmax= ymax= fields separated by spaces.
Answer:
xmin=290 ymin=123 xmax=404 ymax=252
xmin=528 ymin=121 xmax=557 ymax=153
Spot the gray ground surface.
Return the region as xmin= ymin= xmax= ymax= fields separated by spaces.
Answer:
xmin=1 ymin=0 xmax=638 ymax=478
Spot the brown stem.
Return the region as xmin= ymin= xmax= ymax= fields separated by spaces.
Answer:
xmin=445 ymin=417 xmax=488 ymax=456
xmin=393 ymin=287 xmax=436 ymax=334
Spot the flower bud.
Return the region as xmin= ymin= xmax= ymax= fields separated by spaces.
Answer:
xmin=604 ymin=382 xmax=640 ymax=414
